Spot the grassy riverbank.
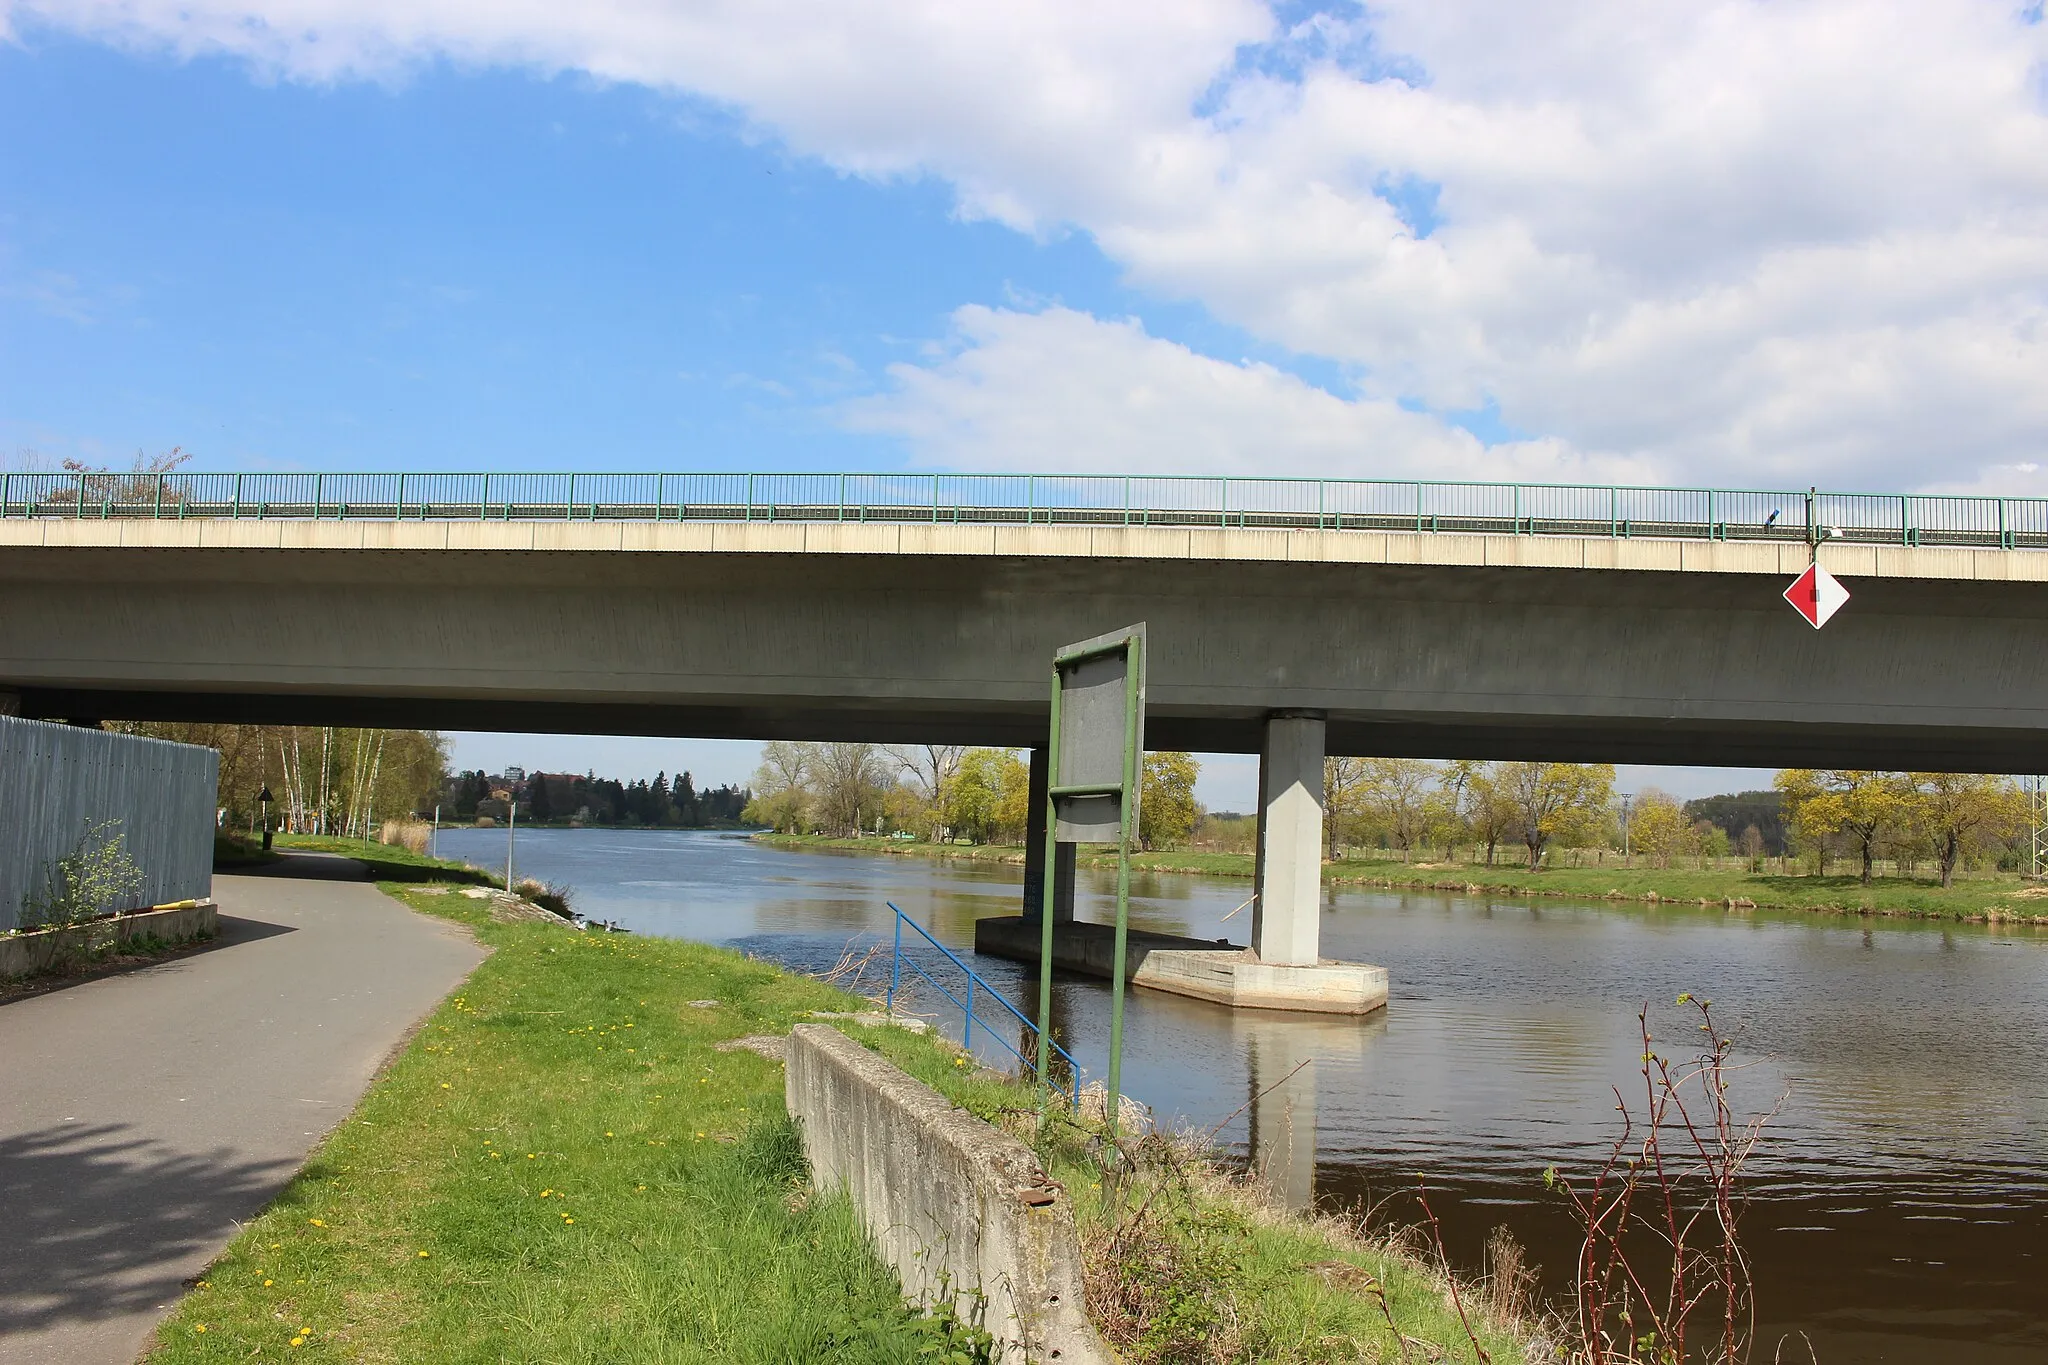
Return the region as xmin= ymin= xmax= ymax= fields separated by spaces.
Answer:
xmin=151 ymin=866 xmax=1530 ymax=1362
xmin=755 ymin=832 xmax=2048 ymax=925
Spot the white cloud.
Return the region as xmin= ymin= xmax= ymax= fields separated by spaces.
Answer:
xmin=13 ymin=0 xmax=2048 ymax=488
xmin=844 ymin=303 xmax=1619 ymax=482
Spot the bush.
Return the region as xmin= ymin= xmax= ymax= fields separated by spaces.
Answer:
xmin=21 ymin=819 xmax=145 ymax=930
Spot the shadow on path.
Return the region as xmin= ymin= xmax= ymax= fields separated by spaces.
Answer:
xmin=0 ymin=1122 xmax=298 ymax=1335
xmin=243 ymin=850 xmax=494 ymax=888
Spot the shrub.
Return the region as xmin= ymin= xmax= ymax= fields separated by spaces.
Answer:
xmin=21 ymin=819 xmax=145 ymax=931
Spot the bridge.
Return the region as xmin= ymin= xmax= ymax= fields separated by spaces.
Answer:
xmin=4 ymin=469 xmax=2045 ymax=993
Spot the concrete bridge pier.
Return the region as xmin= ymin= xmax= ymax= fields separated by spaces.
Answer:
xmin=1021 ymin=747 xmax=1076 ymax=922
xmin=1252 ymin=711 xmax=1328 ymax=967
xmin=974 ymin=720 xmax=1387 ymax=1015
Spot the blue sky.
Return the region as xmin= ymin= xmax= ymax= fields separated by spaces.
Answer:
xmin=0 ymin=39 xmax=1290 ymax=473
xmin=6 ymin=3 xmax=2037 ymax=804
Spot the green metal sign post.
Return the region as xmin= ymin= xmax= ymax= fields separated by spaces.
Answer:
xmin=1036 ymin=623 xmax=1146 ymax=1140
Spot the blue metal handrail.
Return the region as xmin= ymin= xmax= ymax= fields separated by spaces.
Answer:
xmin=885 ymin=902 xmax=1083 ymax=1108
xmin=1 ymin=469 xmax=2042 ymax=551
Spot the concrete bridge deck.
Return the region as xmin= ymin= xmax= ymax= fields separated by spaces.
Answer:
xmin=4 ymin=516 xmax=2046 ymax=770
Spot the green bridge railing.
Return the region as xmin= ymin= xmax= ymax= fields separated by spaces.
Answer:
xmin=1 ymin=470 xmax=2040 ymax=550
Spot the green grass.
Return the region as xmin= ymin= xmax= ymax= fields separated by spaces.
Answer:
xmin=757 ymin=833 xmax=2048 ymax=925
xmin=150 ymin=884 xmax=986 ymax=1363
xmin=149 ymin=877 xmax=1531 ymax=1363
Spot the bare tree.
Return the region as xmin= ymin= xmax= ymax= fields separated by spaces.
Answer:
xmin=813 ymin=742 xmax=890 ymax=837
xmin=1322 ymin=756 xmax=1368 ymax=858
xmin=887 ymin=744 xmax=964 ymax=839
xmin=1361 ymin=757 xmax=1436 ymax=860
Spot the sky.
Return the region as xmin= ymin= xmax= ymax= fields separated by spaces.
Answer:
xmin=4 ymin=2 xmax=2042 ymax=806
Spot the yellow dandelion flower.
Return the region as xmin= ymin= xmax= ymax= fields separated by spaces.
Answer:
xmin=564 ymin=1217 xmax=574 ymax=1224
xmin=264 ymin=1279 xmax=274 ymax=1287
xmin=308 ymin=1218 xmax=326 ymax=1227
xmin=194 ymin=1324 xmax=207 ymax=1334
xmin=417 ymin=1250 xmax=431 ymax=1258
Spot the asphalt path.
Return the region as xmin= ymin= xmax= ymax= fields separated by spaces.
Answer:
xmin=0 ymin=855 xmax=487 ymax=1364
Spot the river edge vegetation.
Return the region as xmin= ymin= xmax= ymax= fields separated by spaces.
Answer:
xmin=157 ymin=851 xmax=1532 ymax=1363
xmin=753 ymin=833 xmax=2048 ymax=925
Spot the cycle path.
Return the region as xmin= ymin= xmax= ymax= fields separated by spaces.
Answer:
xmin=0 ymin=855 xmax=487 ymax=1364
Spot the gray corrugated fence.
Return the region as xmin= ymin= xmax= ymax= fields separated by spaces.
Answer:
xmin=0 ymin=716 xmax=218 ymax=932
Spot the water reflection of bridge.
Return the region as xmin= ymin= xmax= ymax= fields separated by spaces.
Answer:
xmin=984 ymin=964 xmax=1379 ymax=1211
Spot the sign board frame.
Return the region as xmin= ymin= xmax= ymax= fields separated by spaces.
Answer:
xmin=1036 ymin=623 xmax=1145 ymax=1136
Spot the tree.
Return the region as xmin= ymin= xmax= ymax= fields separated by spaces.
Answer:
xmin=1684 ymin=790 xmax=1786 ymax=857
xmin=888 ymin=744 xmax=964 ymax=840
xmin=1629 ymin=789 xmax=1691 ymax=868
xmin=1361 ymin=758 xmax=1435 ymax=859
xmin=745 ymin=740 xmax=816 ymax=833
xmin=527 ymin=768 xmax=553 ymax=823
xmin=813 ymin=743 xmax=891 ymax=836
xmin=1322 ymin=756 xmax=1369 ymax=858
xmin=1904 ymin=772 xmax=2028 ymax=887
xmin=1463 ymin=765 xmax=1517 ymax=866
xmin=1498 ymin=761 xmax=1616 ymax=868
xmin=945 ymin=748 xmax=1029 ymax=844
xmin=1427 ymin=759 xmax=1484 ymax=859
xmin=1139 ymin=751 xmax=1200 ymax=850
xmin=1739 ymin=824 xmax=1766 ymax=870
xmin=1776 ymin=770 xmax=1910 ymax=884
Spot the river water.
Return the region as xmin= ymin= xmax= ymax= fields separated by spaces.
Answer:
xmin=437 ymin=826 xmax=2048 ymax=1364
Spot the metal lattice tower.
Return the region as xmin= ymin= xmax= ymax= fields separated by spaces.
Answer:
xmin=2029 ymin=776 xmax=2048 ymax=878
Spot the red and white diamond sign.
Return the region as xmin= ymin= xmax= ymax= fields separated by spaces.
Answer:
xmin=1784 ymin=563 xmax=1850 ymax=629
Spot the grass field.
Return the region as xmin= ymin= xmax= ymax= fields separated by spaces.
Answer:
xmin=756 ymin=833 xmax=2048 ymax=925
xmin=148 ymin=865 xmax=1530 ymax=1363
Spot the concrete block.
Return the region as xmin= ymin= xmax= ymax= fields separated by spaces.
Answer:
xmin=0 ymin=523 xmax=46 ymax=547
xmin=1101 ymin=525 xmax=1191 ymax=560
xmin=446 ymin=522 xmax=543 ymax=551
xmin=1214 ymin=529 xmax=1296 ymax=562
xmin=278 ymin=520 xmax=363 ymax=549
xmin=898 ymin=524 xmax=995 ymax=558
xmin=709 ymin=522 xmax=811 ymax=554
xmin=785 ymin=1024 xmax=1111 ymax=1364
xmin=1292 ymin=529 xmax=1391 ymax=563
xmin=1818 ymin=544 xmax=1879 ymax=577
xmin=610 ymin=522 xmax=715 ymax=553
xmin=1873 ymin=546 xmax=1973 ymax=579
xmin=1384 ymin=532 xmax=1486 ymax=565
xmin=1486 ymin=537 xmax=1585 ymax=569
xmin=345 ymin=522 xmax=449 ymax=551
xmin=197 ymin=521 xmax=287 ymax=549
xmin=1678 ymin=541 xmax=1778 ymax=575
xmin=1088 ymin=525 xmax=1196 ymax=560
xmin=993 ymin=524 xmax=1092 ymax=557
xmin=1604 ymin=539 xmax=1685 ymax=572
xmin=1 ymin=900 xmax=218 ymax=979
xmin=118 ymin=521 xmax=207 ymax=550
xmin=525 ymin=523 xmax=623 ymax=552
xmin=972 ymin=917 xmax=1387 ymax=1016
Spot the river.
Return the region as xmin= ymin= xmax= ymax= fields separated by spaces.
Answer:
xmin=436 ymin=826 xmax=2048 ymax=1364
